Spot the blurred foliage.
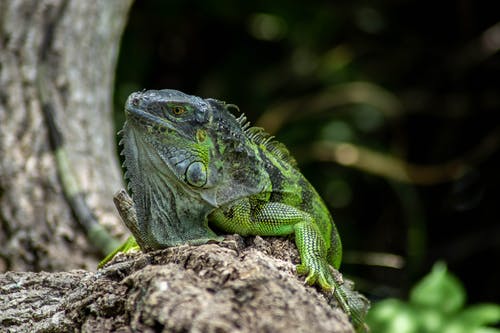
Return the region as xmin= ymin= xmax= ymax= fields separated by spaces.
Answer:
xmin=114 ymin=0 xmax=500 ymax=310
xmin=367 ymin=262 xmax=500 ymax=333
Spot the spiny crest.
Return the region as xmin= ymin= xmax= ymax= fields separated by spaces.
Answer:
xmin=117 ymin=129 xmax=134 ymax=193
xmin=118 ymin=129 xmax=133 ymax=193
xmin=235 ymin=113 xmax=298 ymax=167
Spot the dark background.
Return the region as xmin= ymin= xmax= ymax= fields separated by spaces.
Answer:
xmin=114 ymin=0 xmax=500 ymax=304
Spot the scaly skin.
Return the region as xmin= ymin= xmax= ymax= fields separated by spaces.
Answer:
xmin=103 ymin=89 xmax=367 ymax=328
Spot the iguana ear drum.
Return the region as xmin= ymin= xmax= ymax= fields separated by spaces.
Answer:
xmin=185 ymin=161 xmax=207 ymax=187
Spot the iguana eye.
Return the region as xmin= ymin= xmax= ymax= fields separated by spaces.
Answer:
xmin=171 ymin=106 xmax=186 ymax=115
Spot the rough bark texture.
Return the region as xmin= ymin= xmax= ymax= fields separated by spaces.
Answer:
xmin=0 ymin=0 xmax=133 ymax=271
xmin=0 ymin=236 xmax=355 ymax=333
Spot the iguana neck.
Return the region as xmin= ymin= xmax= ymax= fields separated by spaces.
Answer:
xmin=122 ymin=122 xmax=219 ymax=249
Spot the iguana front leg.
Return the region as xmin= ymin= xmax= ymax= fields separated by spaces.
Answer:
xmin=294 ymin=220 xmax=337 ymax=290
xmin=210 ymin=198 xmax=369 ymax=329
xmin=209 ymin=198 xmax=339 ymax=290
xmin=98 ymin=190 xmax=140 ymax=268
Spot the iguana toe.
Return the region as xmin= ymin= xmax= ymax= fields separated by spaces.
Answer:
xmin=296 ymin=260 xmax=335 ymax=292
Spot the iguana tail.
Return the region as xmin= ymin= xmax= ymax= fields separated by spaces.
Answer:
xmin=37 ymin=67 xmax=120 ymax=256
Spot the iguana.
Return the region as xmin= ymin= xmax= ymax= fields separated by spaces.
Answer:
xmin=103 ymin=89 xmax=369 ymax=330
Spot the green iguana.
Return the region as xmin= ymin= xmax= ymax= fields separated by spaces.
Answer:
xmin=103 ymin=89 xmax=369 ymax=330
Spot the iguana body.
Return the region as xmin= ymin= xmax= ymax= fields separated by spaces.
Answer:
xmin=105 ymin=89 xmax=367 ymax=328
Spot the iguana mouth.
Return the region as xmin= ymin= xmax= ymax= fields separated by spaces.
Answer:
xmin=125 ymin=103 xmax=177 ymax=134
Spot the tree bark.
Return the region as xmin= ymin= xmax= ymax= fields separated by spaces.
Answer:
xmin=0 ymin=237 xmax=355 ymax=333
xmin=0 ymin=0 xmax=133 ymax=271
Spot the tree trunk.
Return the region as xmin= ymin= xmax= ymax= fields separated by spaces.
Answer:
xmin=0 ymin=237 xmax=355 ymax=333
xmin=0 ymin=0 xmax=134 ymax=271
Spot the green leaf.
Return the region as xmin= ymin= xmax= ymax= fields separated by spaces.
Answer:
xmin=409 ymin=261 xmax=466 ymax=314
xmin=416 ymin=307 xmax=446 ymax=332
xmin=438 ymin=304 xmax=500 ymax=333
xmin=458 ymin=304 xmax=500 ymax=327
xmin=471 ymin=328 xmax=500 ymax=333
xmin=366 ymin=299 xmax=420 ymax=333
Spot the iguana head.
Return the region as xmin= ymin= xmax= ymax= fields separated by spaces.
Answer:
xmin=123 ymin=89 xmax=270 ymax=208
xmin=125 ymin=89 xmax=214 ymax=188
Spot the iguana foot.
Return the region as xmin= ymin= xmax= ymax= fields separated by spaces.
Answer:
xmin=297 ymin=259 xmax=371 ymax=332
xmin=296 ymin=257 xmax=335 ymax=291
xmin=98 ymin=236 xmax=139 ymax=268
